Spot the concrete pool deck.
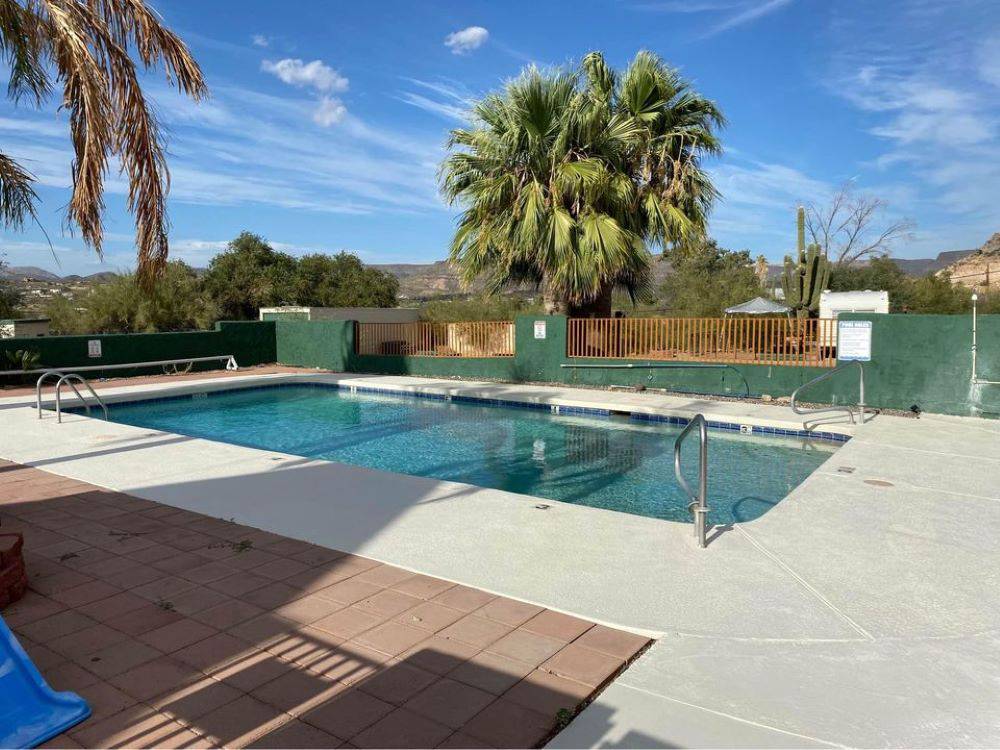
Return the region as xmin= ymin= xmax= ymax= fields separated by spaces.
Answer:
xmin=2 ymin=370 xmax=1000 ymax=747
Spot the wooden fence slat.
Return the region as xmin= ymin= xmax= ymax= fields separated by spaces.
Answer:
xmin=355 ymin=321 xmax=515 ymax=358
xmin=562 ymin=317 xmax=836 ymax=367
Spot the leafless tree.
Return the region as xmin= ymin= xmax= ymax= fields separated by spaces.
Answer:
xmin=803 ymin=184 xmax=914 ymax=266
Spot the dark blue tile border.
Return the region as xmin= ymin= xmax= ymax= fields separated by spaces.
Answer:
xmin=65 ymin=379 xmax=849 ymax=445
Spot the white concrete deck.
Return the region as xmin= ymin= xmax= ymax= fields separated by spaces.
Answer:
xmin=2 ymin=372 xmax=999 ymax=747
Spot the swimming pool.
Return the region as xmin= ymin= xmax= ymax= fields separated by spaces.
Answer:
xmin=94 ymin=384 xmax=838 ymax=524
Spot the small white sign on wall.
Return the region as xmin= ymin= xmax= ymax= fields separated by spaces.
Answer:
xmin=87 ymin=339 xmax=102 ymax=358
xmin=533 ymin=320 xmax=546 ymax=339
xmin=837 ymin=320 xmax=872 ymax=361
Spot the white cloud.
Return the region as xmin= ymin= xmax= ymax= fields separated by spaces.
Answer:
xmin=843 ymin=68 xmax=994 ymax=148
xmin=169 ymin=239 xmax=230 ymax=254
xmin=251 ymin=34 xmax=269 ymax=48
xmin=260 ymin=59 xmax=350 ymax=127
xmin=261 ymin=58 xmax=349 ymax=93
xmin=444 ymin=26 xmax=489 ymax=55
xmin=978 ymin=35 xmax=1000 ymax=88
xmin=313 ymin=96 xmax=347 ymax=127
xmin=631 ymin=1 xmax=742 ymax=12
xmin=398 ymin=93 xmax=468 ymax=122
xmin=702 ymin=0 xmax=793 ymax=38
xmin=398 ymin=79 xmax=474 ymax=122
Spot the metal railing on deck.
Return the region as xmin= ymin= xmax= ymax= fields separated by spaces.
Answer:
xmin=355 ymin=321 xmax=515 ymax=358
xmin=674 ymin=414 xmax=709 ymax=549
xmin=567 ymin=317 xmax=837 ymax=367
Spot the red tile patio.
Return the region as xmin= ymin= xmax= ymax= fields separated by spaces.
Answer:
xmin=0 ymin=460 xmax=651 ymax=748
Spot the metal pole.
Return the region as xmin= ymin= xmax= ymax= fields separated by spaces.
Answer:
xmin=858 ymin=365 xmax=866 ymax=422
xmin=696 ymin=418 xmax=708 ymax=548
xmin=972 ymin=294 xmax=978 ymax=383
xmin=36 ymin=371 xmax=64 ymax=419
xmin=673 ymin=414 xmax=710 ymax=549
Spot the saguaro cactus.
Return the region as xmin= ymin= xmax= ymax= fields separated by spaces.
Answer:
xmin=781 ymin=207 xmax=830 ymax=319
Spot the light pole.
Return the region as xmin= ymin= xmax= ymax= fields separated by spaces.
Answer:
xmin=972 ymin=293 xmax=979 ymax=383
xmin=971 ymin=292 xmax=1000 ymax=386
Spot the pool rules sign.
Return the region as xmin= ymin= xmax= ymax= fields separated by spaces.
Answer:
xmin=837 ymin=320 xmax=872 ymax=361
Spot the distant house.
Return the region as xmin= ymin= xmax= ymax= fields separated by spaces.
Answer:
xmin=0 ymin=318 xmax=50 ymax=339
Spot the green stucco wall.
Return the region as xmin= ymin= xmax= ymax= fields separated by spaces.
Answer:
xmin=0 ymin=321 xmax=276 ymax=379
xmin=275 ymin=320 xmax=353 ymax=371
xmin=270 ymin=313 xmax=1000 ymax=418
xmin=831 ymin=313 xmax=1000 ymax=418
xmin=511 ymin=315 xmax=832 ymax=399
xmin=5 ymin=311 xmax=995 ymax=418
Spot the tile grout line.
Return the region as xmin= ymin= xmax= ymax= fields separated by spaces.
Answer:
xmin=734 ymin=525 xmax=875 ymax=642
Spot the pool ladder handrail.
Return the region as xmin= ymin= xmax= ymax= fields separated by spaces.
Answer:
xmin=53 ymin=373 xmax=108 ymax=423
xmin=673 ymin=414 xmax=709 ymax=549
xmin=33 ymin=355 xmax=238 ymax=419
xmin=790 ymin=360 xmax=867 ymax=427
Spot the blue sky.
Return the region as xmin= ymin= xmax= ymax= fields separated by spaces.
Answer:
xmin=1 ymin=0 xmax=999 ymax=275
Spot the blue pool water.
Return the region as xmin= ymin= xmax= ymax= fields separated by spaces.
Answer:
xmin=99 ymin=385 xmax=838 ymax=524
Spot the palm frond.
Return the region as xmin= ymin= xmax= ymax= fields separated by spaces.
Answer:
xmin=439 ymin=49 xmax=723 ymax=311
xmin=0 ymin=150 xmax=39 ymax=227
xmin=0 ymin=0 xmax=206 ymax=286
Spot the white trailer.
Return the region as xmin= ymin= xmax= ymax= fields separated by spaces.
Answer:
xmin=819 ymin=290 xmax=889 ymax=347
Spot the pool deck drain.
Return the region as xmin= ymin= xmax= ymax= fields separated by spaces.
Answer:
xmin=2 ymin=369 xmax=1000 ymax=747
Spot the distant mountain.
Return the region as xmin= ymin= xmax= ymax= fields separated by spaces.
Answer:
xmin=893 ymin=249 xmax=976 ymax=277
xmin=0 ymin=266 xmax=120 ymax=283
xmin=3 ymin=246 xmax=988 ymax=301
xmin=372 ymin=257 xmax=675 ymax=300
xmin=0 ymin=265 xmax=64 ymax=282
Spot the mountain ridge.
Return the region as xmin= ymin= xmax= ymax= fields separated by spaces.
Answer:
xmin=1 ymin=249 xmax=980 ymax=300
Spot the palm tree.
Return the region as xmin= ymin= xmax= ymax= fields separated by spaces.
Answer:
xmin=0 ymin=0 xmax=207 ymax=285
xmin=440 ymin=51 xmax=723 ymax=316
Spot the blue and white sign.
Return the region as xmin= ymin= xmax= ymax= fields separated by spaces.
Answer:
xmin=837 ymin=320 xmax=872 ymax=361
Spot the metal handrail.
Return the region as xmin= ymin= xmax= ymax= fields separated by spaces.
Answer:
xmin=35 ymin=371 xmax=65 ymax=420
xmin=32 ymin=355 xmax=237 ymax=417
xmin=54 ymin=374 xmax=108 ymax=424
xmin=790 ymin=360 xmax=867 ymax=427
xmin=674 ymin=414 xmax=709 ymax=548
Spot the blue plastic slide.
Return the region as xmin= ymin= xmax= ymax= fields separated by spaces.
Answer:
xmin=0 ymin=615 xmax=90 ymax=749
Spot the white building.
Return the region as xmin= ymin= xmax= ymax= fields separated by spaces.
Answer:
xmin=820 ymin=290 xmax=889 ymax=347
xmin=0 ymin=318 xmax=51 ymax=339
xmin=258 ymin=306 xmax=420 ymax=324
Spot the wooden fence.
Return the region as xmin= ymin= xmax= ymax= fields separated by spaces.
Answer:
xmin=567 ymin=317 xmax=838 ymax=367
xmin=355 ymin=321 xmax=515 ymax=358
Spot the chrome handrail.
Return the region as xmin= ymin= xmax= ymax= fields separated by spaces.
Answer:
xmin=54 ymin=374 xmax=108 ymax=424
xmin=32 ymin=355 xmax=238 ymax=417
xmin=35 ymin=370 xmax=66 ymax=419
xmin=790 ymin=360 xmax=867 ymax=427
xmin=674 ymin=414 xmax=709 ymax=548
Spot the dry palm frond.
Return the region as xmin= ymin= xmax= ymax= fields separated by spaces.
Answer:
xmin=0 ymin=0 xmax=206 ymax=286
xmin=0 ymin=150 xmax=39 ymax=226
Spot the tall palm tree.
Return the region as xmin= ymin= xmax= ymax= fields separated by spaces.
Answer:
xmin=0 ymin=0 xmax=207 ymax=285
xmin=441 ymin=51 xmax=723 ymax=316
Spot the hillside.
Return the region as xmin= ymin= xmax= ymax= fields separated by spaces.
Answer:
xmin=371 ymin=257 xmax=675 ymax=300
xmin=2 ymin=246 xmax=986 ymax=309
xmin=938 ymin=234 xmax=1000 ymax=289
